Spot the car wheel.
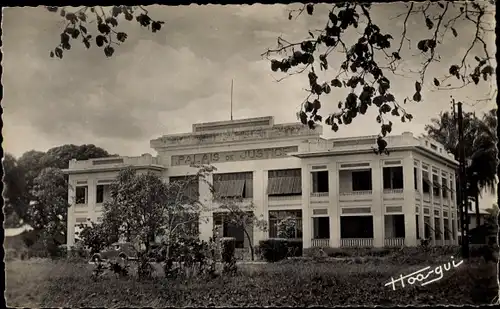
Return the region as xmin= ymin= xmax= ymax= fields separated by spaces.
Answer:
xmin=119 ymin=253 xmax=128 ymax=260
xmin=91 ymin=254 xmax=102 ymax=263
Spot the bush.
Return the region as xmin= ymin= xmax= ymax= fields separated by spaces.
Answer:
xmin=221 ymin=237 xmax=237 ymax=274
xmin=468 ymin=244 xmax=499 ymax=262
xmin=287 ymin=239 xmax=303 ymax=257
xmin=22 ymin=231 xmax=40 ymax=247
xmin=303 ymin=247 xmax=392 ymax=258
xmin=260 ymin=238 xmax=288 ymax=262
xmin=259 ymin=238 xmax=303 ymax=262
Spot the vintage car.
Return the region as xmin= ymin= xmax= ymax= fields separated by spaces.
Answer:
xmin=89 ymin=242 xmax=167 ymax=264
xmin=90 ymin=242 xmax=139 ymax=263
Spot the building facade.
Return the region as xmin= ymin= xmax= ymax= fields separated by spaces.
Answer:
xmin=63 ymin=116 xmax=459 ymax=249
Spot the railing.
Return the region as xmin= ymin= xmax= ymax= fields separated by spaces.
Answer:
xmin=310 ymin=192 xmax=329 ymax=197
xmin=311 ymin=238 xmax=330 ymax=247
xmin=384 ymin=238 xmax=405 ymax=247
xmin=383 ymin=188 xmax=404 ymax=194
xmin=340 ymin=238 xmax=373 ymax=248
xmin=268 ymin=195 xmax=301 ymax=201
xmin=340 ymin=190 xmax=372 ymax=196
xmin=310 ymin=192 xmax=329 ymax=204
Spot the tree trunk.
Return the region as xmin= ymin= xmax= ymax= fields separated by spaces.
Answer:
xmin=243 ymin=227 xmax=254 ymax=261
xmin=475 ymin=190 xmax=480 ymax=227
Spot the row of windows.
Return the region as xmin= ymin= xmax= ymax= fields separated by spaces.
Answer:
xmin=416 ymin=215 xmax=456 ymax=240
xmin=413 ymin=168 xmax=455 ymax=198
xmin=211 ymin=167 xmax=403 ymax=198
xmin=214 ymin=210 xmax=412 ymax=248
xmin=74 ymin=166 xmax=454 ymax=204
xmin=75 ymin=185 xmax=109 ymax=205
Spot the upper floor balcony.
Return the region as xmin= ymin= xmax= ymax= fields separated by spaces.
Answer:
xmin=339 ymin=168 xmax=373 ymax=202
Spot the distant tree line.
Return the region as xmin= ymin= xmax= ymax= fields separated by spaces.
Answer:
xmin=3 ymin=144 xmax=114 ymax=231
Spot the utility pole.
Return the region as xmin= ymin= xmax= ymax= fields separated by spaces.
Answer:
xmin=230 ymin=79 xmax=234 ymax=121
xmin=456 ymin=100 xmax=469 ymax=258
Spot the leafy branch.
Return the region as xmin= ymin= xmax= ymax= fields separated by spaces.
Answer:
xmin=46 ymin=6 xmax=164 ymax=58
xmin=262 ymin=1 xmax=495 ymax=154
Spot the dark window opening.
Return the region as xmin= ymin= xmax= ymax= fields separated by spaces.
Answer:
xmin=422 ymin=172 xmax=430 ymax=194
xmin=444 ymin=219 xmax=450 ymax=240
xmin=442 ymin=177 xmax=448 ymax=198
xmin=312 ymin=171 xmax=329 ymax=193
xmin=434 ymin=217 xmax=441 ymax=240
xmin=432 ymin=174 xmax=440 ymax=197
xmin=352 ymin=170 xmax=372 ymax=191
xmin=385 ymin=214 xmax=405 ymax=238
xmin=96 ymin=185 xmax=104 ymax=204
xmin=416 ymin=215 xmax=420 ymax=239
xmin=383 ymin=166 xmax=404 ymax=189
xmin=75 ymin=186 xmax=87 ymax=204
xmin=213 ymin=212 xmax=252 ymax=248
xmin=424 ymin=217 xmax=431 ymax=239
xmin=269 ymin=210 xmax=302 ymax=239
xmin=313 ymin=217 xmax=330 ymax=239
xmin=340 ymin=216 xmax=373 ymax=238
xmin=452 ymin=220 xmax=456 ymax=240
xmin=414 ymin=168 xmax=418 ymax=190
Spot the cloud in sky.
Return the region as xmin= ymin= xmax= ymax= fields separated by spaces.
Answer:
xmin=2 ymin=4 xmax=496 ymax=159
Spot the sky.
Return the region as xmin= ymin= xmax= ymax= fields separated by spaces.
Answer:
xmin=2 ymin=4 xmax=497 ymax=205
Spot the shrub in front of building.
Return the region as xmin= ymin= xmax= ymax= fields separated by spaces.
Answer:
xmin=259 ymin=239 xmax=288 ymax=262
xmin=304 ymin=247 xmax=393 ymax=258
xmin=259 ymin=238 xmax=303 ymax=262
xmin=221 ymin=237 xmax=237 ymax=274
xmin=468 ymin=244 xmax=499 ymax=262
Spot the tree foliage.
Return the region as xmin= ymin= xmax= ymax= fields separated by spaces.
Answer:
xmin=29 ymin=167 xmax=69 ymax=239
xmin=277 ymin=216 xmax=299 ymax=239
xmin=17 ymin=150 xmax=47 ymax=198
xmin=77 ymin=221 xmax=115 ymax=254
xmin=100 ymin=166 xmax=214 ymax=256
xmin=8 ymin=144 xmax=112 ymax=227
xmin=425 ymin=108 xmax=498 ymax=195
xmin=215 ymin=197 xmax=268 ymax=261
xmin=263 ymin=1 xmax=495 ymax=149
xmin=45 ymin=6 xmax=164 ymax=58
xmin=42 ymin=144 xmax=113 ymax=170
xmin=3 ymin=153 xmax=30 ymax=227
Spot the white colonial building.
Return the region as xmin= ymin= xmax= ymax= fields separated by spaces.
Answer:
xmin=63 ymin=116 xmax=459 ymax=249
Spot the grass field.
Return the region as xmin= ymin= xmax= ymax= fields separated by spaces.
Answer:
xmin=6 ymin=255 xmax=498 ymax=307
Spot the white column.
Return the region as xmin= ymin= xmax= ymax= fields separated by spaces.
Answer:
xmin=67 ymin=180 xmax=76 ymax=247
xmin=199 ymin=173 xmax=213 ymax=242
xmin=328 ymin=162 xmax=340 ymax=248
xmin=403 ymin=155 xmax=417 ymax=246
xmin=451 ymin=174 xmax=459 ymax=245
xmin=438 ymin=170 xmax=445 ymax=245
xmin=418 ymin=162 xmax=425 ymax=244
xmin=88 ymin=179 xmax=97 ymax=222
xmin=302 ymin=166 xmax=312 ymax=248
xmin=371 ymin=159 xmax=384 ymax=247
xmin=429 ymin=168 xmax=436 ymax=246
xmin=253 ymin=169 xmax=267 ymax=245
